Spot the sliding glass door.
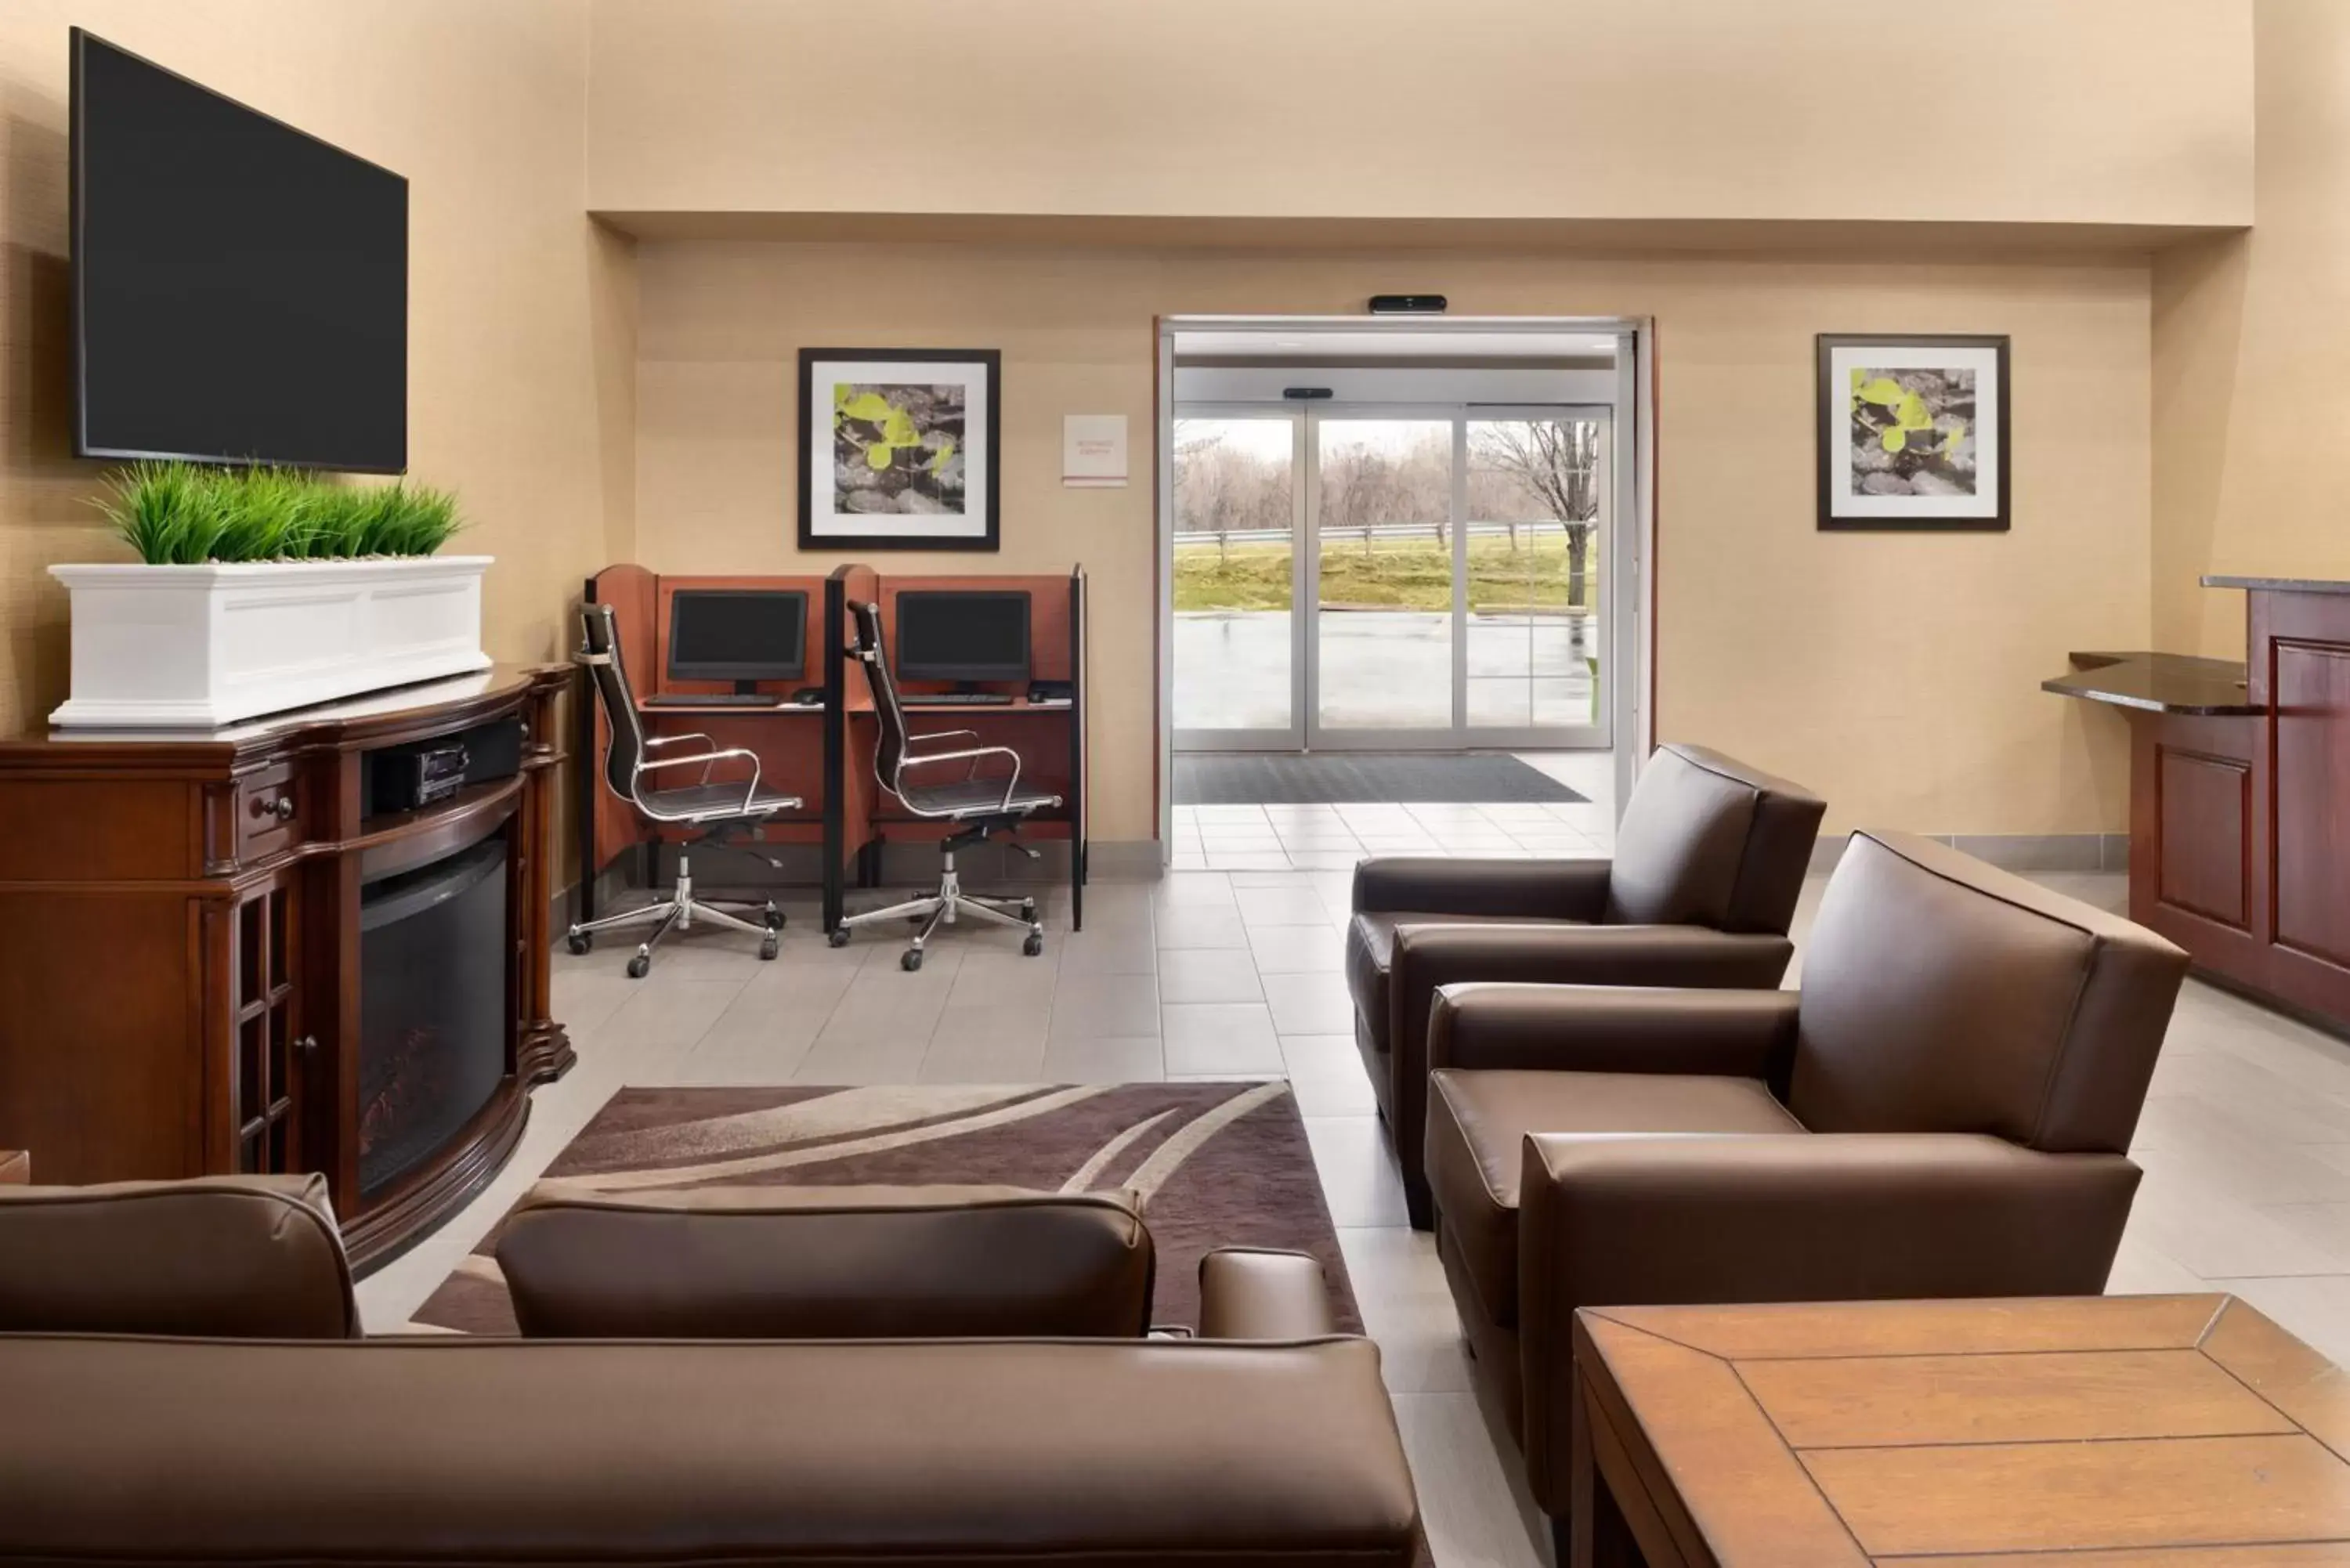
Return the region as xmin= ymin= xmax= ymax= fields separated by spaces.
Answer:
xmin=1173 ymin=403 xmax=1610 ymax=752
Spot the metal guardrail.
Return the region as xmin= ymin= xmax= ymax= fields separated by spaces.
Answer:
xmin=1174 ymin=521 xmax=1588 ymax=546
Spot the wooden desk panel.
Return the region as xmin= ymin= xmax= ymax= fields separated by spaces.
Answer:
xmin=1571 ymin=1295 xmax=2350 ymax=1568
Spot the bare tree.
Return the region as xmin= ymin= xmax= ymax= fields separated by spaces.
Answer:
xmin=1470 ymin=421 xmax=1600 ymax=609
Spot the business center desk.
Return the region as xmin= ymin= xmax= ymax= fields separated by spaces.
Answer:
xmin=579 ymin=562 xmax=1089 ymax=934
xmin=2045 ymin=574 xmax=2350 ymax=1032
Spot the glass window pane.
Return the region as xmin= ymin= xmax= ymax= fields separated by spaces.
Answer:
xmin=1173 ymin=417 xmax=1294 ymax=732
xmin=1466 ymin=417 xmax=1603 ymax=731
xmin=1316 ymin=419 xmax=1453 ymax=731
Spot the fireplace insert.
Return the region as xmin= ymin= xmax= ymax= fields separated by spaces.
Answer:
xmin=358 ymin=836 xmax=508 ymax=1197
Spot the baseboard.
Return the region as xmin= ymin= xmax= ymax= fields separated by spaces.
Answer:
xmin=1810 ymin=832 xmax=2129 ymax=876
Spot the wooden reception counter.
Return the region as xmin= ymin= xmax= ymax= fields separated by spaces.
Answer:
xmin=2047 ymin=576 xmax=2350 ymax=1031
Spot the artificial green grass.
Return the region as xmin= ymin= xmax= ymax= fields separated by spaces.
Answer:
xmin=95 ymin=461 xmax=464 ymax=565
xmin=1174 ymin=534 xmax=1598 ymax=613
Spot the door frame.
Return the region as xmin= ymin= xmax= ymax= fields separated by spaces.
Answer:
xmin=1155 ymin=316 xmax=1657 ymax=852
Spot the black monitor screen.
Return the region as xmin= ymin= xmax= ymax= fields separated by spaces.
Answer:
xmin=667 ymin=591 xmax=808 ymax=682
xmin=895 ymin=591 xmax=1032 ymax=682
xmin=73 ymin=30 xmax=408 ymax=471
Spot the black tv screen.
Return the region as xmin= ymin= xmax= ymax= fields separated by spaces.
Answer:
xmin=72 ymin=29 xmax=407 ymax=472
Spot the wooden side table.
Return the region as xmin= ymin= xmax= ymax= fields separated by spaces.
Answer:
xmin=1572 ymin=1295 xmax=2350 ymax=1566
xmin=0 ymin=1150 xmax=26 ymax=1184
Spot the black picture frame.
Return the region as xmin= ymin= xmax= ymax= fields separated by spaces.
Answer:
xmin=797 ymin=347 xmax=1001 ymax=551
xmin=1816 ymin=333 xmax=2010 ymax=532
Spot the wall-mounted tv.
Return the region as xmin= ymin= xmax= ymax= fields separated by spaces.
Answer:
xmin=71 ymin=28 xmax=408 ymax=473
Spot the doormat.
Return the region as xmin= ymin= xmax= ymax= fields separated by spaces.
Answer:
xmin=1174 ymin=751 xmax=1586 ymax=806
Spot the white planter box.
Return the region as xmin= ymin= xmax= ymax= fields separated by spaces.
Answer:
xmin=49 ymin=556 xmax=494 ymax=728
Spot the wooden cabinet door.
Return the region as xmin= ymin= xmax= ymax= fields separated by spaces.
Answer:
xmin=228 ymin=875 xmax=308 ymax=1176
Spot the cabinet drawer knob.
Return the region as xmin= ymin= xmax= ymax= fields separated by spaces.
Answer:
xmin=250 ymin=793 xmax=295 ymax=823
xmin=295 ymin=1035 xmax=319 ymax=1055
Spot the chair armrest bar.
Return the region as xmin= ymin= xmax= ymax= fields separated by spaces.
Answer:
xmin=1427 ymin=983 xmax=1799 ymax=1078
xmin=1513 ymin=1133 xmax=2142 ymax=1512
xmin=1353 ymin=856 xmax=1611 ymax=921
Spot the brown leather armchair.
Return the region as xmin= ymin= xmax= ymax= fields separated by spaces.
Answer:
xmin=1346 ymin=742 xmax=1824 ymax=1226
xmin=1419 ymin=830 xmax=2186 ymax=1550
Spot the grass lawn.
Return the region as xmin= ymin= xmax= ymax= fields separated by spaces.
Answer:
xmin=1174 ymin=535 xmax=1597 ymax=613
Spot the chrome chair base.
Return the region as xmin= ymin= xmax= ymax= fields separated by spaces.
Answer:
xmin=830 ymin=851 xmax=1045 ymax=970
xmin=566 ymin=850 xmax=783 ymax=977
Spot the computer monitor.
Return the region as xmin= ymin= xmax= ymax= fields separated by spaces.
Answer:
xmin=894 ymin=590 xmax=1032 ymax=684
xmin=665 ymin=589 xmax=808 ymax=692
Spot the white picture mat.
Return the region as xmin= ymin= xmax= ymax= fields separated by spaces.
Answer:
xmin=1829 ymin=341 xmax=2001 ymax=519
xmin=804 ymin=359 xmax=992 ymax=539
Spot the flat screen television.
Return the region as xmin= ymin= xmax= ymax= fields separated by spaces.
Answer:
xmin=71 ymin=28 xmax=408 ymax=472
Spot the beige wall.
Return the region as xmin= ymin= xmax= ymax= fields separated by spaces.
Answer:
xmin=2153 ymin=0 xmax=2350 ymax=658
xmin=588 ymin=0 xmax=2252 ymax=230
xmin=0 ymin=1 xmax=630 ymax=734
xmin=635 ymin=241 xmax=2152 ymax=840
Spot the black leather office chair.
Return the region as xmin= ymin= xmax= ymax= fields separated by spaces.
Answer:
xmin=569 ymin=603 xmax=801 ymax=977
xmin=830 ymin=600 xmax=1057 ymax=970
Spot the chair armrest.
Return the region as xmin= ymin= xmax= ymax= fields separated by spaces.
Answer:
xmin=1381 ymin=925 xmax=1795 ymax=1211
xmin=1353 ymin=855 xmax=1611 ymax=921
xmin=1426 ymin=983 xmax=1799 ymax=1078
xmin=1511 ymin=1133 xmax=2142 ymax=1512
xmin=1196 ymin=1248 xmax=1340 ymax=1340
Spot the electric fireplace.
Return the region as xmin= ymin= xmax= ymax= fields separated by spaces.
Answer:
xmin=357 ymin=836 xmax=508 ymax=1198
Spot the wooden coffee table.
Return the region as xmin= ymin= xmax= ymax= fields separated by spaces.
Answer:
xmin=1571 ymin=1295 xmax=2350 ymax=1566
xmin=0 ymin=1150 xmax=24 ymax=1184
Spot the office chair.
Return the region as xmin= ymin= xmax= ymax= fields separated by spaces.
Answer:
xmin=830 ymin=599 xmax=1057 ymax=970
xmin=569 ymin=603 xmax=802 ymax=977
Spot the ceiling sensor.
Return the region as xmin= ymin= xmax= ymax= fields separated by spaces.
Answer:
xmin=1368 ymin=294 xmax=1448 ymax=314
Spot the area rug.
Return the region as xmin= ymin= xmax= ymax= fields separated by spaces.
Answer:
xmin=1175 ymin=750 xmax=1585 ymax=805
xmin=410 ymin=1081 xmax=1359 ymax=1335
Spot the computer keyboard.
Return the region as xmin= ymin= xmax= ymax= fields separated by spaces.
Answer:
xmin=902 ymin=692 xmax=1014 ymax=706
xmin=643 ymin=693 xmax=785 ymax=710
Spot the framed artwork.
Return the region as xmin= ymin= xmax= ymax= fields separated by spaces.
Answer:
xmin=1816 ymin=333 xmax=2009 ymax=531
xmin=797 ymin=348 xmax=1000 ymax=550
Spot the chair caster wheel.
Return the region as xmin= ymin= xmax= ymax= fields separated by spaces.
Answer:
xmin=759 ymin=935 xmax=780 ymax=961
xmin=827 ymin=927 xmax=851 ymax=948
xmin=625 ymin=952 xmax=650 ymax=979
xmin=764 ymin=905 xmax=786 ymax=931
xmin=902 ymin=948 xmax=924 ymax=972
xmin=566 ymin=931 xmax=591 ymax=956
xmin=1023 ymin=932 xmax=1044 ymax=957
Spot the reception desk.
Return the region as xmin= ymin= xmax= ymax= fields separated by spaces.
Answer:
xmin=2047 ymin=576 xmax=2350 ymax=1031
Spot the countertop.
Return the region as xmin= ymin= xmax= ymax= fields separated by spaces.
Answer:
xmin=2204 ymin=574 xmax=2350 ymax=595
xmin=2041 ymin=651 xmax=2260 ymax=717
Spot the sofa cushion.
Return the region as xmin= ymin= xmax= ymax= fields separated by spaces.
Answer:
xmin=0 ymin=1173 xmax=356 ymax=1339
xmin=496 ymin=1183 xmax=1155 ymax=1339
xmin=1346 ymin=911 xmax=1571 ymax=1052
xmin=1425 ymin=1070 xmax=1802 ymax=1328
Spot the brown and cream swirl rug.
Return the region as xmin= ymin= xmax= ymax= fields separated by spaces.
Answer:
xmin=410 ymin=1081 xmax=1359 ymax=1335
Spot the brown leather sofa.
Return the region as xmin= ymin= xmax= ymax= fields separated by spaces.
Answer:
xmin=1346 ymin=742 xmax=1824 ymax=1225
xmin=0 ymin=1178 xmax=1419 ymax=1567
xmin=1419 ymin=829 xmax=2187 ymax=1548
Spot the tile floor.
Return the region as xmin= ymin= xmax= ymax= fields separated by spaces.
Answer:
xmin=356 ymin=851 xmax=2350 ymax=1568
